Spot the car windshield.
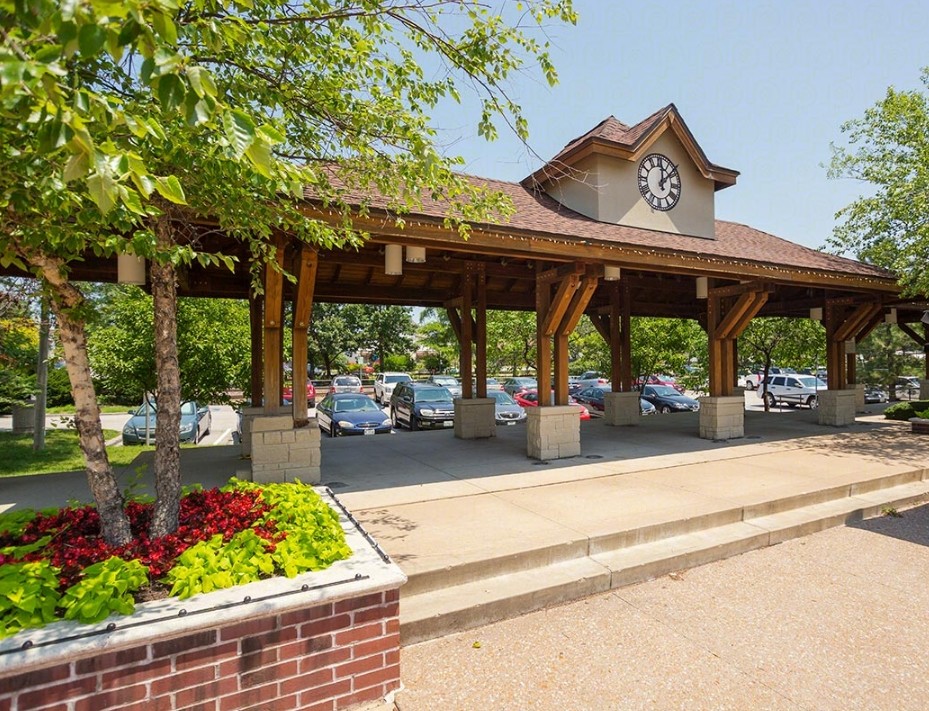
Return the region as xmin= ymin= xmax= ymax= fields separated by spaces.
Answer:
xmin=415 ymin=387 xmax=453 ymax=402
xmin=797 ymin=376 xmax=825 ymax=388
xmin=335 ymin=377 xmax=359 ymax=385
xmin=386 ymin=374 xmax=412 ymax=384
xmin=333 ymin=397 xmax=379 ymax=413
xmin=648 ymin=385 xmax=680 ymax=397
xmin=135 ymin=401 xmax=196 ymax=416
xmin=489 ymin=391 xmax=517 ymax=405
xmin=432 ymin=377 xmax=457 ymax=385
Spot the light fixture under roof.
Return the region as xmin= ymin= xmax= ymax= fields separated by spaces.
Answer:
xmin=603 ymin=266 xmax=621 ymax=281
xmin=405 ymin=246 xmax=426 ymax=263
xmin=117 ymin=254 xmax=146 ymax=285
xmin=384 ymin=245 xmax=403 ymax=275
xmin=695 ymin=277 xmax=708 ymax=299
xmin=810 ymin=307 xmax=823 ymax=321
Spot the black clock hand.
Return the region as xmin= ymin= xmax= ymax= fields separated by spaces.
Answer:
xmin=659 ymin=162 xmax=679 ymax=190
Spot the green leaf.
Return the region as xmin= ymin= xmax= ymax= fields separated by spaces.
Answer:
xmin=87 ymin=173 xmax=118 ymax=214
xmin=151 ymin=11 xmax=178 ymax=44
xmin=63 ymin=153 xmax=89 ymax=183
xmin=223 ymin=109 xmax=255 ymax=158
xmin=245 ymin=138 xmax=274 ymax=178
xmin=78 ymin=24 xmax=107 ymax=58
xmin=156 ymin=74 xmax=185 ymax=111
xmin=154 ymin=175 xmax=186 ymax=204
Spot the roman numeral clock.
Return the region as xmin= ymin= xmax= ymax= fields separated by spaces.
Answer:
xmin=637 ymin=153 xmax=681 ymax=211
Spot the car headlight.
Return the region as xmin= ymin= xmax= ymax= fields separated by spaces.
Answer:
xmin=673 ymin=402 xmax=688 ymax=409
xmin=337 ymin=420 xmax=355 ymax=428
xmin=419 ymin=408 xmax=434 ymax=416
xmin=180 ymin=423 xmax=194 ymax=433
xmin=381 ymin=418 xmax=392 ymax=427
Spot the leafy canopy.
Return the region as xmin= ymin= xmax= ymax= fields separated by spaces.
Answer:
xmin=1 ymin=0 xmax=577 ymax=276
xmin=828 ymin=67 xmax=929 ymax=296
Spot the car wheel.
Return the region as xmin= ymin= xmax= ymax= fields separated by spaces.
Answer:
xmin=660 ymin=405 xmax=672 ymax=414
xmin=764 ymin=392 xmax=776 ymax=408
xmin=329 ymin=423 xmax=339 ymax=437
xmin=807 ymin=395 xmax=818 ymax=410
xmin=410 ymin=415 xmax=419 ymax=431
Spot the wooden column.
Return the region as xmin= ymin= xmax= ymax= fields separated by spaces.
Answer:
xmin=291 ymin=246 xmax=318 ymax=424
xmin=249 ymin=291 xmax=263 ymax=406
xmin=262 ymin=238 xmax=286 ymax=413
xmin=620 ymin=279 xmax=632 ymax=392
xmin=823 ymin=302 xmax=846 ymax=390
xmin=460 ymin=267 xmax=474 ymax=399
xmin=926 ymin=324 xmax=929 ymax=380
xmin=475 ymin=264 xmax=487 ymax=399
xmin=708 ymin=282 xmax=770 ymax=396
xmin=535 ymin=263 xmax=552 ymax=407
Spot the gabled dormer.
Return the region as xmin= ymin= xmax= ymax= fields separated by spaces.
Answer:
xmin=522 ymin=104 xmax=739 ymax=240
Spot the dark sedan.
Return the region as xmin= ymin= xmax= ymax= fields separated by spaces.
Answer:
xmin=316 ymin=393 xmax=392 ymax=437
xmin=573 ymin=385 xmax=656 ymax=416
xmin=639 ymin=385 xmax=700 ymax=413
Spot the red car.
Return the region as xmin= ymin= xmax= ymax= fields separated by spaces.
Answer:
xmin=634 ymin=374 xmax=684 ymax=393
xmin=283 ymin=381 xmax=316 ymax=404
xmin=513 ymin=390 xmax=591 ymax=420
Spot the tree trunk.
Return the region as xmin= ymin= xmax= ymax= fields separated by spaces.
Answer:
xmin=33 ymin=298 xmax=50 ymax=451
xmin=149 ymin=217 xmax=183 ymax=538
xmin=27 ymin=251 xmax=131 ymax=545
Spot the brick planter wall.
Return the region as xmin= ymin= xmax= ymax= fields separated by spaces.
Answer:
xmin=0 ymin=489 xmax=405 ymax=711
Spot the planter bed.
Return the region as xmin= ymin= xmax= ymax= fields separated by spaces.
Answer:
xmin=911 ymin=417 xmax=929 ymax=435
xmin=0 ymin=488 xmax=405 ymax=711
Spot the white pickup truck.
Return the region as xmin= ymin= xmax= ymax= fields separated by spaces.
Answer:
xmin=373 ymin=372 xmax=412 ymax=405
xmin=743 ymin=367 xmax=795 ymax=390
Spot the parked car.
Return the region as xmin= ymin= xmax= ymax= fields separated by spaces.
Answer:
xmin=573 ymin=385 xmax=656 ymax=416
xmin=639 ymin=385 xmax=700 ymax=413
xmin=634 ymin=374 xmax=684 ymax=393
xmin=895 ymin=376 xmax=921 ymax=400
xmin=316 ymin=393 xmax=392 ymax=437
xmin=573 ymin=375 xmax=609 ymax=391
xmin=389 ymin=382 xmax=455 ymax=430
xmin=487 ymin=390 xmax=527 ymax=425
xmin=743 ymin=367 xmax=796 ymax=390
xmin=759 ymin=374 xmax=825 ymax=409
xmin=864 ymin=386 xmax=888 ymax=404
xmin=427 ymin=374 xmax=462 ymax=398
xmin=330 ymin=375 xmax=363 ymax=394
xmin=283 ymin=380 xmax=316 ymax=404
xmin=374 ymin=372 xmax=413 ymax=404
xmin=122 ymin=400 xmax=212 ymax=445
xmin=513 ymin=389 xmax=591 ymax=420
xmin=472 ymin=377 xmax=505 ymax=392
xmin=503 ymin=377 xmax=537 ymax=396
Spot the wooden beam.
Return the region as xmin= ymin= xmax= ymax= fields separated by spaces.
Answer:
xmin=536 ymin=264 xmax=551 ymax=408
xmin=708 ymin=281 xmax=769 ymax=299
xmin=589 ymin=313 xmax=612 ymax=344
xmin=834 ymin=302 xmax=881 ymax=343
xmin=460 ymin=270 xmax=473 ymax=399
xmin=727 ymin=291 xmax=770 ymax=339
xmin=715 ymin=291 xmax=757 ymax=340
xmin=291 ymin=246 xmax=318 ymax=425
xmin=898 ymin=322 xmax=926 ymax=348
xmin=249 ymin=291 xmax=263 ymax=406
xmin=609 ymin=283 xmax=622 ymax=391
xmin=558 ymin=273 xmax=599 ymax=336
xmin=620 ymin=279 xmax=632 ymax=391
xmin=475 ymin=265 xmax=487 ymax=399
xmin=262 ymin=238 xmax=286 ymax=412
xmin=541 ymin=273 xmax=579 ymax=336
xmin=446 ymin=307 xmax=462 ymax=344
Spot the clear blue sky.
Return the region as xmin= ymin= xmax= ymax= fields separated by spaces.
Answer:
xmin=427 ymin=0 xmax=929 ymax=251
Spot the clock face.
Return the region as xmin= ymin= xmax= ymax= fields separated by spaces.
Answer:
xmin=637 ymin=153 xmax=681 ymax=211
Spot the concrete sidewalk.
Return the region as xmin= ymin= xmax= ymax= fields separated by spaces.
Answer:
xmin=396 ymin=501 xmax=929 ymax=710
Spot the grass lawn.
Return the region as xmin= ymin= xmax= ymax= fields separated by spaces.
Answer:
xmin=45 ymin=404 xmax=135 ymax=415
xmin=0 ymin=430 xmax=154 ymax=477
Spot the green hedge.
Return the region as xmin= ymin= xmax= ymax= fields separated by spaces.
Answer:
xmin=884 ymin=401 xmax=929 ymax=421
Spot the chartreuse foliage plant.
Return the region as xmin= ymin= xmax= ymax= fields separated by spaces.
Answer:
xmin=0 ymin=480 xmax=351 ymax=637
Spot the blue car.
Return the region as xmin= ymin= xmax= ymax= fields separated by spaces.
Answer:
xmin=316 ymin=393 xmax=392 ymax=437
xmin=122 ymin=400 xmax=212 ymax=445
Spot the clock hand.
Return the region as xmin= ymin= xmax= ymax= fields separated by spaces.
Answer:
xmin=658 ymin=161 xmax=679 ymax=190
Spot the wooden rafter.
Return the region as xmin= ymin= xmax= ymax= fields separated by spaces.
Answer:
xmin=898 ymin=322 xmax=927 ymax=347
xmin=834 ymin=302 xmax=882 ymax=343
xmin=541 ymin=273 xmax=579 ymax=336
xmin=715 ymin=289 xmax=769 ymax=340
xmin=559 ymin=273 xmax=599 ymax=336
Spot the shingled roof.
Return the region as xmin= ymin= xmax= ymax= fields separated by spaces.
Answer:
xmin=523 ymin=104 xmax=739 ymax=191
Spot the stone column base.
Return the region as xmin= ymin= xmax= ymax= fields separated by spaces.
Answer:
xmin=603 ymin=392 xmax=640 ymax=426
xmin=454 ymin=398 xmax=496 ymax=439
xmin=240 ymin=405 xmax=290 ymax=457
xmin=847 ymin=383 xmax=866 ymax=412
xmin=250 ymin=414 xmax=320 ymax=484
xmin=11 ymin=405 xmax=34 ymax=434
xmin=921 ymin=380 xmax=929 ymax=400
xmin=526 ymin=406 xmax=580 ymax=460
xmin=698 ymin=396 xmax=744 ymax=440
xmin=818 ymin=389 xmax=856 ymax=427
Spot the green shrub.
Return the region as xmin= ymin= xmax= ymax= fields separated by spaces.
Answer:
xmin=45 ymin=366 xmax=74 ymax=408
xmin=884 ymin=401 xmax=929 ymax=421
xmin=60 ymin=557 xmax=149 ymax=623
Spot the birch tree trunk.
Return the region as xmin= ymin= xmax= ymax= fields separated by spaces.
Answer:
xmin=28 ymin=251 xmax=131 ymax=545
xmin=148 ymin=216 xmax=183 ymax=538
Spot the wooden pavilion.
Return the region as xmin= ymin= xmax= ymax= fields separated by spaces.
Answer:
xmin=18 ymin=104 xmax=929 ymax=473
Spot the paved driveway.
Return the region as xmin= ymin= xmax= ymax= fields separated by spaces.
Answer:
xmin=397 ymin=503 xmax=929 ymax=710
